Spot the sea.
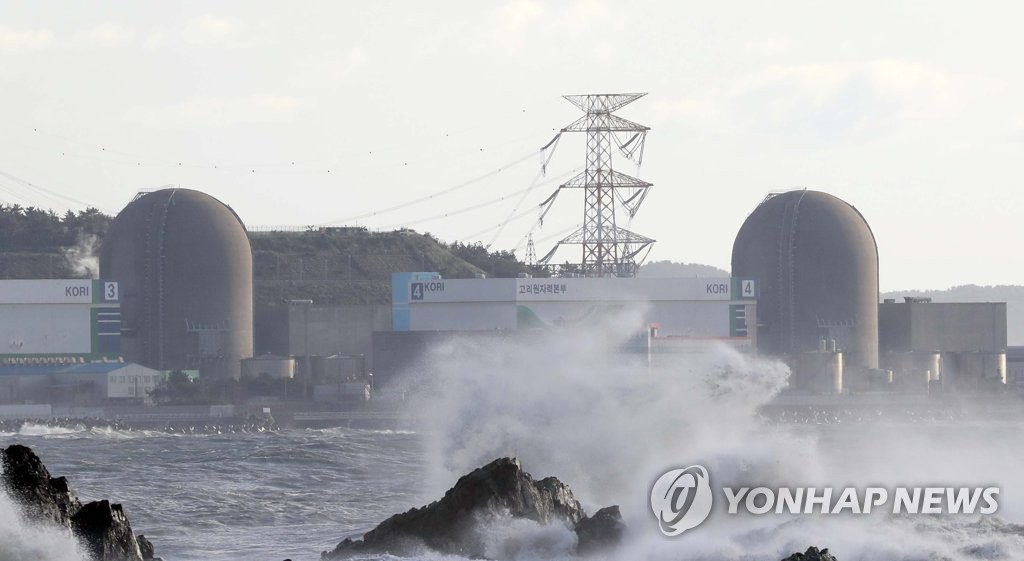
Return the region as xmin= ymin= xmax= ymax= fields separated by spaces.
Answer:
xmin=1 ymin=425 xmax=425 ymax=561
xmin=4 ymin=331 xmax=1024 ymax=561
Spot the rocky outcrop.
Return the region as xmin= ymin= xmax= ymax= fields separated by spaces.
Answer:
xmin=137 ymin=535 xmax=158 ymax=560
xmin=781 ymin=546 xmax=838 ymax=561
xmin=574 ymin=505 xmax=626 ymax=555
xmin=1 ymin=444 xmax=149 ymax=561
xmin=324 ymin=457 xmax=616 ymax=559
xmin=1 ymin=443 xmax=81 ymax=528
xmin=72 ymin=500 xmax=144 ymax=561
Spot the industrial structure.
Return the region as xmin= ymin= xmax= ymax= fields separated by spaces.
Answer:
xmin=732 ymin=188 xmax=1010 ymax=394
xmin=255 ymin=302 xmax=388 ymax=363
xmin=879 ymin=298 xmax=1007 ymax=391
xmin=99 ymin=188 xmax=254 ymax=380
xmin=732 ymin=190 xmax=880 ymax=372
xmin=536 ymin=93 xmax=655 ymax=277
xmin=0 ymin=278 xmax=170 ymax=406
xmin=375 ymin=272 xmax=758 ymax=383
xmin=0 ymin=108 xmax=1015 ymax=409
xmin=0 ymin=361 xmax=163 ymax=405
xmin=0 ymin=279 xmax=122 ymax=362
xmin=391 ymin=274 xmax=755 ymax=338
xmin=1009 ymin=347 xmax=1024 ymax=388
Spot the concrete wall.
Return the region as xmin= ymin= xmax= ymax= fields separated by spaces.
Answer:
xmin=255 ymin=304 xmax=391 ymax=368
xmin=0 ymin=374 xmax=51 ymax=404
xmin=371 ymin=330 xmax=512 ymax=387
xmin=880 ymin=302 xmax=1007 ymax=353
xmin=1008 ymin=346 xmax=1024 ymax=385
xmin=51 ymin=371 xmax=110 ymax=404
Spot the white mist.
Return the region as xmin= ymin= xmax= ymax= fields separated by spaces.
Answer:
xmin=399 ymin=307 xmax=1024 ymax=561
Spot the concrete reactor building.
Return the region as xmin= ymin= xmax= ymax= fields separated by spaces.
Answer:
xmin=732 ymin=188 xmax=1009 ymax=395
xmin=732 ymin=190 xmax=879 ymax=389
xmin=100 ymin=188 xmax=254 ymax=380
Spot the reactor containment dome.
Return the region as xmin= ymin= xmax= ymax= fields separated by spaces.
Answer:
xmin=731 ymin=189 xmax=879 ymax=369
xmin=100 ymin=188 xmax=253 ymax=380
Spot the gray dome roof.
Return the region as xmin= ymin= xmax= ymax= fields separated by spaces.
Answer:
xmin=100 ymin=188 xmax=253 ymax=378
xmin=732 ymin=190 xmax=878 ymax=368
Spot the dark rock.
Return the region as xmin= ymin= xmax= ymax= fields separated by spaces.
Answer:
xmin=137 ymin=534 xmax=162 ymax=560
xmin=781 ymin=546 xmax=838 ymax=561
xmin=1 ymin=444 xmax=82 ymax=528
xmin=324 ymin=457 xmax=585 ymax=559
xmin=72 ymin=499 xmax=144 ymax=561
xmin=2 ymin=444 xmax=150 ymax=561
xmin=575 ymin=505 xmax=626 ymax=555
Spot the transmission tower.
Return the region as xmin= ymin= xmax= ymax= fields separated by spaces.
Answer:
xmin=538 ymin=93 xmax=654 ymax=277
xmin=525 ymin=233 xmax=537 ymax=267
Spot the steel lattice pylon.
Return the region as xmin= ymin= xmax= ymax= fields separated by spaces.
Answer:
xmin=524 ymin=233 xmax=537 ymax=267
xmin=540 ymin=93 xmax=654 ymax=277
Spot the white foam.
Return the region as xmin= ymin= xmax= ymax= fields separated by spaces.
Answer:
xmin=0 ymin=485 xmax=89 ymax=561
xmin=397 ymin=306 xmax=1024 ymax=561
xmin=16 ymin=423 xmax=82 ymax=437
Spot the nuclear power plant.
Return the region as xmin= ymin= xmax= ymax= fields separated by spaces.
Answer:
xmin=99 ymin=188 xmax=254 ymax=381
xmin=731 ymin=189 xmax=1006 ymax=394
xmin=0 ymin=184 xmax=1012 ymax=408
xmin=732 ymin=190 xmax=879 ymax=370
xmin=0 ymin=95 xmax=1013 ymax=410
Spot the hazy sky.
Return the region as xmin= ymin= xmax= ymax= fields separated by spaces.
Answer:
xmin=1 ymin=1 xmax=1021 ymax=291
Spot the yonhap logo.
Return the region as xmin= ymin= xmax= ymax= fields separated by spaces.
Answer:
xmin=650 ymin=464 xmax=1000 ymax=536
xmin=650 ymin=465 xmax=713 ymax=536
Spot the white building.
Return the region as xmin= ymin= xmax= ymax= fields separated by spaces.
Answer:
xmin=0 ymin=361 xmax=162 ymax=405
xmin=393 ymin=274 xmax=757 ymax=347
xmin=0 ymin=279 xmax=121 ymax=361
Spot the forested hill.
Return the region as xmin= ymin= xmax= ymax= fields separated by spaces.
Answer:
xmin=637 ymin=260 xmax=729 ymax=278
xmin=0 ymin=205 xmax=527 ymax=305
xmin=248 ymin=228 xmax=527 ymax=305
xmin=0 ymin=205 xmax=111 ymax=278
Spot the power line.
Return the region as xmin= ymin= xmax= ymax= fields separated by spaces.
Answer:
xmin=317 ymin=151 xmax=538 ymax=226
xmin=459 ymin=206 xmax=539 ymax=242
xmin=0 ymin=170 xmax=111 ymax=213
xmin=485 ymin=167 xmax=548 ymax=249
xmin=378 ymin=168 xmax=575 ymax=231
xmin=378 ymin=185 xmax=535 ymax=230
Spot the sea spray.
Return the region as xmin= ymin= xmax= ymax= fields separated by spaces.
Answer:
xmin=398 ymin=307 xmax=1024 ymax=560
xmin=0 ymin=467 xmax=89 ymax=561
xmin=7 ymin=422 xmax=1024 ymax=560
xmin=401 ymin=306 xmax=793 ymax=505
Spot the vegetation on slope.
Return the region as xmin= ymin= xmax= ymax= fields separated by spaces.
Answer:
xmin=250 ymin=227 xmax=530 ymax=305
xmin=637 ymin=260 xmax=730 ymax=278
xmin=0 ymin=206 xmax=529 ymax=305
xmin=0 ymin=205 xmax=110 ymax=278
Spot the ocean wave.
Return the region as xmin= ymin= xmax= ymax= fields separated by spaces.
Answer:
xmin=0 ymin=488 xmax=89 ymax=561
xmin=16 ymin=422 xmax=84 ymax=436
